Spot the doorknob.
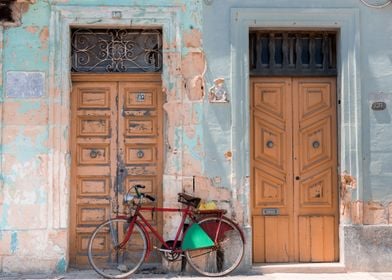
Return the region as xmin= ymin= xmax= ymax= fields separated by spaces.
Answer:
xmin=89 ymin=149 xmax=100 ymax=158
xmin=266 ymin=140 xmax=274 ymax=148
xmin=295 ymin=176 xmax=300 ymax=180
xmin=137 ymin=150 xmax=145 ymax=158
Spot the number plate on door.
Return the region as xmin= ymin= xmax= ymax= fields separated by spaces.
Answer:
xmin=262 ymin=208 xmax=280 ymax=216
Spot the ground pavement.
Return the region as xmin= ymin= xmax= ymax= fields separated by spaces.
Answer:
xmin=2 ymin=269 xmax=392 ymax=280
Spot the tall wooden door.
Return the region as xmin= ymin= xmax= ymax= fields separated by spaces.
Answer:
xmin=69 ymin=74 xmax=162 ymax=267
xmin=251 ymin=77 xmax=338 ymax=263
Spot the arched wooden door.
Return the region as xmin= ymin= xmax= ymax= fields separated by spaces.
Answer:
xmin=251 ymin=77 xmax=338 ymax=262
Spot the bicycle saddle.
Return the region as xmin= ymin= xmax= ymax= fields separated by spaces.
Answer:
xmin=178 ymin=193 xmax=201 ymax=208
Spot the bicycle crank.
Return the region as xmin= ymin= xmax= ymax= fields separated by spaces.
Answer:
xmin=155 ymin=240 xmax=183 ymax=261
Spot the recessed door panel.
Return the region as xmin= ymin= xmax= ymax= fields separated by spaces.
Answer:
xmin=251 ymin=77 xmax=338 ymax=263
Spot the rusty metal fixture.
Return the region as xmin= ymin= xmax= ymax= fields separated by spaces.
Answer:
xmin=71 ymin=29 xmax=162 ymax=73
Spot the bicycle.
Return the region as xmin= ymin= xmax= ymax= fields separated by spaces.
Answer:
xmin=88 ymin=184 xmax=245 ymax=278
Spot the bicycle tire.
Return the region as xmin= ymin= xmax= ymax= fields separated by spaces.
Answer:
xmin=88 ymin=218 xmax=147 ymax=279
xmin=185 ymin=216 xmax=245 ymax=277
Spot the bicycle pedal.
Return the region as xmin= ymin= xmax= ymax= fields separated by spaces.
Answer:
xmin=153 ymin=246 xmax=172 ymax=253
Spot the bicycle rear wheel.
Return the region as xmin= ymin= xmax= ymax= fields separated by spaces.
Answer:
xmin=88 ymin=218 xmax=147 ymax=279
xmin=185 ymin=216 xmax=245 ymax=277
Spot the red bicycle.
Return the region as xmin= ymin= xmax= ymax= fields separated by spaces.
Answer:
xmin=88 ymin=184 xmax=245 ymax=278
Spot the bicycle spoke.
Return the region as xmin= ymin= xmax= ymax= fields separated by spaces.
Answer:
xmin=187 ymin=248 xmax=216 ymax=258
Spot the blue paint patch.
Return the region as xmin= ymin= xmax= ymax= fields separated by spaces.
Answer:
xmin=17 ymin=100 xmax=42 ymax=114
xmin=2 ymin=127 xmax=49 ymax=162
xmin=11 ymin=231 xmax=18 ymax=253
xmin=35 ymin=188 xmax=47 ymax=204
xmin=55 ymin=257 xmax=67 ymax=273
xmin=1 ymin=203 xmax=9 ymax=230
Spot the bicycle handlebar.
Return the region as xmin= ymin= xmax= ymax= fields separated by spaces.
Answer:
xmin=131 ymin=185 xmax=155 ymax=202
xmin=144 ymin=194 xmax=156 ymax=202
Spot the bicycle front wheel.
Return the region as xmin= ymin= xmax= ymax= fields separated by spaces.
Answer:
xmin=88 ymin=218 xmax=147 ymax=279
xmin=185 ymin=216 xmax=245 ymax=277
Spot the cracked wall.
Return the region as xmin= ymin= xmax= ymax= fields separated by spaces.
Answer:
xmin=0 ymin=0 xmax=243 ymax=273
xmin=1 ymin=0 xmax=392 ymax=274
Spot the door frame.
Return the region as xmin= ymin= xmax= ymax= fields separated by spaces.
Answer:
xmin=48 ymin=4 xmax=183 ymax=266
xmin=231 ymin=8 xmax=361 ymax=266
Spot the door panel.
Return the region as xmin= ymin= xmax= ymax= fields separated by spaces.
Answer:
xmin=251 ymin=77 xmax=338 ymax=263
xmin=119 ymin=82 xmax=162 ymax=260
xmin=70 ymin=75 xmax=162 ymax=267
xmin=70 ymin=82 xmax=117 ymax=267
xmin=264 ymin=216 xmax=290 ymax=262
xmin=293 ymin=78 xmax=338 ymax=262
xmin=298 ymin=216 xmax=336 ymax=262
xmin=251 ymin=78 xmax=294 ymax=262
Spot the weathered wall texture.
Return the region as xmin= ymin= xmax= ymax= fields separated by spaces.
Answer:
xmin=0 ymin=0 xmax=67 ymax=273
xmin=1 ymin=0 xmax=392 ymax=274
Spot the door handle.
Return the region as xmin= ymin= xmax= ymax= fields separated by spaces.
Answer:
xmin=295 ymin=176 xmax=300 ymax=180
xmin=266 ymin=140 xmax=274 ymax=148
xmin=89 ymin=149 xmax=100 ymax=158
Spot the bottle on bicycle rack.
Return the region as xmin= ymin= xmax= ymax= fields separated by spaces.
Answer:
xmin=87 ymin=184 xmax=245 ymax=278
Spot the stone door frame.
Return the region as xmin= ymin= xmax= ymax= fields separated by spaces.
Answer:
xmin=230 ymin=8 xmax=361 ymax=265
xmin=48 ymin=4 xmax=182 ymax=260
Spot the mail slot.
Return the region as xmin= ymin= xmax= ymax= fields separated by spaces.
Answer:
xmin=262 ymin=208 xmax=280 ymax=216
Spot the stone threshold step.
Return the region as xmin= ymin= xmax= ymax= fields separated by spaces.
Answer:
xmin=253 ymin=263 xmax=346 ymax=274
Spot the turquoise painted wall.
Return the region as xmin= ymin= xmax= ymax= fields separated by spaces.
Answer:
xmin=202 ymin=0 xmax=392 ymax=203
xmin=1 ymin=0 xmax=392 ymax=273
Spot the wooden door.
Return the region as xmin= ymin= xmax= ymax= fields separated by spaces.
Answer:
xmin=251 ymin=77 xmax=338 ymax=263
xmin=69 ymin=74 xmax=162 ymax=267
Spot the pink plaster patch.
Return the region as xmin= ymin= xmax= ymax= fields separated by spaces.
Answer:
xmin=183 ymin=29 xmax=202 ymax=48
xmin=39 ymin=27 xmax=49 ymax=49
xmin=350 ymin=200 xmax=363 ymax=225
xmin=181 ymin=52 xmax=205 ymax=79
xmin=363 ymin=201 xmax=388 ymax=225
xmin=187 ymin=75 xmax=204 ymax=101
xmin=25 ymin=26 xmax=39 ymax=33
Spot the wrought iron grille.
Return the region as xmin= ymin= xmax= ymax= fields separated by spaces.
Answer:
xmin=249 ymin=31 xmax=337 ymax=76
xmin=71 ymin=29 xmax=162 ymax=73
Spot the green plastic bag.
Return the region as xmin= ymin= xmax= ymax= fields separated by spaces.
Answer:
xmin=182 ymin=223 xmax=214 ymax=250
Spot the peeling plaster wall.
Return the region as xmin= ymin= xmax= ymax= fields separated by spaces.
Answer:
xmin=1 ymin=0 xmax=392 ymax=274
xmin=0 ymin=0 xmax=66 ymax=273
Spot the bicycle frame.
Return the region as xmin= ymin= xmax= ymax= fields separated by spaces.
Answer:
xmin=115 ymin=204 xmax=237 ymax=261
xmin=115 ymin=204 xmax=203 ymax=260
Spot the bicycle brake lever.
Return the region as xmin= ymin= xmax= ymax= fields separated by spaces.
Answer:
xmin=145 ymin=194 xmax=156 ymax=202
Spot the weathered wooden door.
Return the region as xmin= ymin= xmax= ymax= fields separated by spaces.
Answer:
xmin=251 ymin=77 xmax=338 ymax=263
xmin=69 ymin=74 xmax=162 ymax=267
